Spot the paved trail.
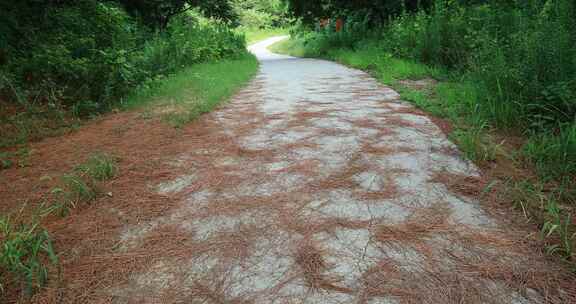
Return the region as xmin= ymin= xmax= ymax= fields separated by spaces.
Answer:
xmin=113 ymin=37 xmax=567 ymax=303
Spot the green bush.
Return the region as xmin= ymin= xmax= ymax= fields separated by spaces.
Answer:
xmin=234 ymin=0 xmax=290 ymax=29
xmin=0 ymin=1 xmax=247 ymax=117
xmin=288 ymin=0 xmax=576 ymax=179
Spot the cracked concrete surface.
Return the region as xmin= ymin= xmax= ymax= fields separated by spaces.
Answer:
xmin=109 ymin=37 xmax=565 ymax=303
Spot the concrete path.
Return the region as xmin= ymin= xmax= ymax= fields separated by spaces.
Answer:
xmin=112 ymin=37 xmax=564 ymax=303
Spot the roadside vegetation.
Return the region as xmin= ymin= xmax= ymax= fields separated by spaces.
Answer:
xmin=276 ymin=0 xmax=576 ymax=264
xmin=234 ymin=0 xmax=290 ymax=44
xmin=2 ymin=0 xmax=573 ymax=298
xmin=0 ymin=0 xmax=265 ymax=299
xmin=244 ymin=28 xmax=289 ymax=45
xmin=1 ymin=151 xmax=117 ymax=297
xmin=124 ymin=54 xmax=258 ymax=128
xmin=0 ymin=0 xmax=247 ymax=149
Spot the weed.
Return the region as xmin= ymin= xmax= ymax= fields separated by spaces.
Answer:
xmin=43 ymin=153 xmax=117 ymax=217
xmin=0 ymin=152 xmax=13 ymax=170
xmin=62 ymin=174 xmax=97 ymax=203
xmin=16 ymin=147 xmax=31 ymax=168
xmin=452 ymin=123 xmax=497 ymax=163
xmin=46 ymin=174 xmax=98 ymax=217
xmin=0 ymin=216 xmax=58 ymax=297
xmin=268 ymin=38 xmax=309 ymax=57
xmin=0 ymin=148 xmax=34 ymax=170
xmin=503 ymin=179 xmax=575 ymax=260
xmin=541 ymin=199 xmax=574 ymax=259
xmin=76 ymin=153 xmax=118 ymax=181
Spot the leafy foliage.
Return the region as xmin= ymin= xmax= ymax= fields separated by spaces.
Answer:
xmin=285 ymin=0 xmax=433 ymax=25
xmin=234 ymin=0 xmax=290 ymax=29
xmin=285 ymin=0 xmax=576 ymax=179
xmin=0 ymin=0 xmax=246 ymax=119
xmin=281 ymin=0 xmax=576 ymax=260
xmin=120 ymin=0 xmax=239 ymax=29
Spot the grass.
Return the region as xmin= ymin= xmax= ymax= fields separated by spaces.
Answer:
xmin=122 ymin=53 xmax=258 ymax=128
xmin=523 ymin=125 xmax=576 ymax=182
xmin=47 ymin=173 xmax=97 ymax=218
xmin=0 ymin=151 xmax=119 ymax=297
xmin=0 ymin=216 xmax=58 ymax=297
xmin=271 ymin=35 xmax=576 ymax=263
xmin=271 ymin=39 xmax=439 ymax=84
xmin=0 ymin=101 xmax=80 ymax=149
xmin=75 ymin=153 xmax=118 ymax=181
xmin=0 ymin=147 xmax=32 ymax=171
xmin=45 ymin=152 xmax=118 ymax=217
xmin=268 ymin=37 xmax=308 ymax=57
xmin=243 ymin=27 xmax=288 ymax=45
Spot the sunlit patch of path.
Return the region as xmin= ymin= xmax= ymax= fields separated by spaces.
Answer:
xmin=109 ymin=37 xmax=571 ymax=303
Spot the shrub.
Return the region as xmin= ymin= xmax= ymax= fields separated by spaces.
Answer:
xmin=0 ymin=1 xmax=248 ymax=118
xmin=289 ymin=0 xmax=576 ymax=178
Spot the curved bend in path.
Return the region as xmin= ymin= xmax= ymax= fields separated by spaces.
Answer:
xmin=114 ymin=37 xmax=569 ymax=303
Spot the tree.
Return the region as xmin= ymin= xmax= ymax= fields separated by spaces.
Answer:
xmin=284 ymin=0 xmax=434 ymax=24
xmin=234 ymin=0 xmax=289 ymax=28
xmin=118 ymin=0 xmax=238 ymax=29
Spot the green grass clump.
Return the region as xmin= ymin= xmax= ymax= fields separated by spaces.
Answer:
xmin=47 ymin=174 xmax=98 ymax=217
xmin=268 ymin=37 xmax=310 ymax=57
xmin=75 ymin=153 xmax=118 ymax=181
xmin=123 ymin=53 xmax=259 ymax=128
xmin=0 ymin=216 xmax=58 ymax=297
xmin=505 ymin=180 xmax=575 ymax=260
xmin=0 ymin=152 xmax=120 ymax=296
xmin=45 ymin=153 xmax=118 ymax=217
xmin=61 ymin=174 xmax=98 ymax=204
xmin=523 ymin=125 xmax=576 ymax=181
xmin=0 ymin=152 xmax=13 ymax=170
xmin=328 ymin=48 xmax=436 ymax=85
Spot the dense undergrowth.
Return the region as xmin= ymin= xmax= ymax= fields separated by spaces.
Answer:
xmin=235 ymin=0 xmax=290 ymax=45
xmin=0 ymin=0 xmax=248 ymax=148
xmin=273 ymin=0 xmax=576 ymax=263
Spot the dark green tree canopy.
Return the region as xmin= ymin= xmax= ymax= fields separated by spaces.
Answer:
xmin=283 ymin=0 xmax=535 ymax=24
xmin=0 ymin=0 xmax=238 ymax=31
xmin=119 ymin=0 xmax=238 ymax=29
xmin=284 ymin=0 xmax=433 ymax=24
